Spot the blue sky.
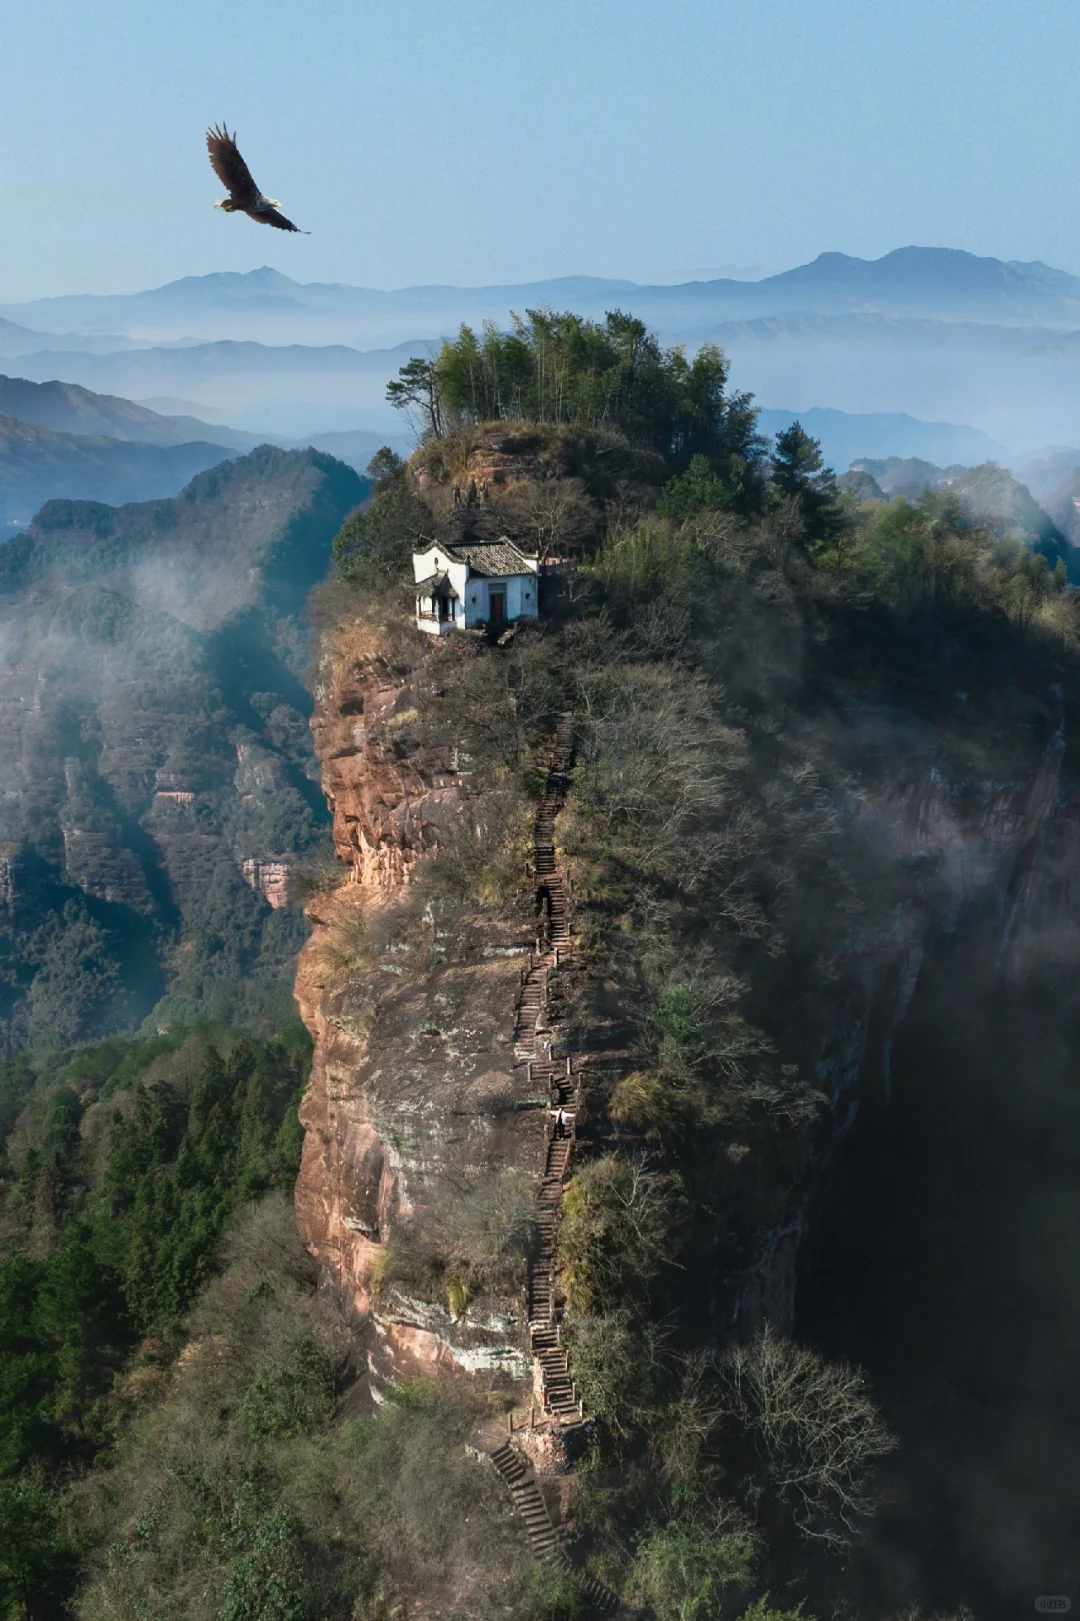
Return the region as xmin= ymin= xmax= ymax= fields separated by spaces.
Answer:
xmin=4 ymin=0 xmax=1080 ymax=299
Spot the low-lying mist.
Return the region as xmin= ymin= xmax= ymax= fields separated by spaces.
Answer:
xmin=801 ymin=917 xmax=1080 ymax=1618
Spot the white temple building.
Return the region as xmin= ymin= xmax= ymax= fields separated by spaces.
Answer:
xmin=413 ymin=537 xmax=541 ymax=635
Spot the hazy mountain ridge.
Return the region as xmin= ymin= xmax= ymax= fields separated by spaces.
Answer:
xmin=0 ymin=341 xmax=424 ymax=438
xmin=5 ymin=326 xmax=1050 ymax=447
xmin=0 ymin=375 xmax=263 ymax=448
xmin=757 ymin=407 xmax=1003 ymax=470
xmin=0 ymin=413 xmax=237 ymax=528
xmin=0 ymin=374 xmax=406 ymax=492
xmin=0 ymin=446 xmax=364 ymax=1048
xmin=1021 ymin=455 xmax=1080 ymax=550
xmin=7 ymin=249 xmax=1080 ymax=346
xmin=5 ymin=252 xmax=1079 ymax=447
xmin=0 ymin=314 xmax=162 ymax=357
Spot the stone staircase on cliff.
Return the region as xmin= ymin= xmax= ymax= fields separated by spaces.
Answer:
xmin=516 ymin=716 xmax=581 ymax=1424
xmin=491 ymin=717 xmax=624 ymax=1617
xmin=489 ymin=1441 xmax=619 ymax=1615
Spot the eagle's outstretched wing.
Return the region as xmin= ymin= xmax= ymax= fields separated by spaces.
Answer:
xmin=261 ymin=207 xmax=306 ymax=233
xmin=206 ymin=124 xmax=259 ymax=206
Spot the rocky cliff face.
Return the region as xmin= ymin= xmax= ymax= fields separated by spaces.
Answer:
xmin=294 ymin=626 xmax=543 ymax=1391
xmin=296 ymin=603 xmax=1080 ymax=1368
xmin=307 ymin=621 xmax=456 ymax=890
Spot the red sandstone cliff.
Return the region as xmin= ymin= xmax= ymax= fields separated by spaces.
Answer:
xmin=295 ymin=605 xmax=1080 ymax=1378
xmin=294 ymin=620 xmax=541 ymax=1390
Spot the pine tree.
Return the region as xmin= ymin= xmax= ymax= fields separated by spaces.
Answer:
xmin=770 ymin=422 xmax=845 ymax=553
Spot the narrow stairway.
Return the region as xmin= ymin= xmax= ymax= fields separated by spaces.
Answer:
xmin=489 ymin=1441 xmax=562 ymax=1561
xmin=489 ymin=718 xmax=626 ymax=1617
xmin=489 ymin=1443 xmax=620 ymax=1616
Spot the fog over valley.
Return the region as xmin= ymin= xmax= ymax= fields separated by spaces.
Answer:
xmin=2 ymin=247 xmax=1080 ymax=452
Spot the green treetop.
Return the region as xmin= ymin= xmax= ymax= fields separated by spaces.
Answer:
xmin=387 ymin=310 xmax=766 ymax=491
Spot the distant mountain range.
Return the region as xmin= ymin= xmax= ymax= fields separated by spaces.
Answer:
xmin=1 ymin=337 xmax=416 ymax=398
xmin=0 ymin=415 xmax=236 ymax=529
xmin=0 ymin=343 xmax=420 ymax=439
xmin=0 ymin=316 xmax=157 ymax=358
xmin=2 ymin=248 xmax=1079 ymax=446
xmin=6 ymin=250 xmax=1080 ymax=348
xmin=756 ymin=409 xmax=1003 ymax=474
xmin=0 ymin=375 xmax=260 ymax=449
xmin=3 ymin=245 xmax=1080 ymax=484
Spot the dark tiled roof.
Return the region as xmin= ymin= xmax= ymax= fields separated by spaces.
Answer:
xmin=415 ymin=569 xmax=458 ymax=598
xmin=442 ymin=536 xmax=537 ymax=577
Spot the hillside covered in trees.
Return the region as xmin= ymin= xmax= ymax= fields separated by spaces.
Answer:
xmin=0 ymin=446 xmax=363 ymax=1052
xmin=3 ymin=309 xmax=1080 ymax=1620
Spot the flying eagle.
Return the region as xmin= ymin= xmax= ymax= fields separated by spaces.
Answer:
xmin=206 ymin=124 xmax=307 ymax=232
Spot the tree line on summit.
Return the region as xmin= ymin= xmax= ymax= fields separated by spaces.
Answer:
xmin=332 ymin=305 xmax=1073 ymax=618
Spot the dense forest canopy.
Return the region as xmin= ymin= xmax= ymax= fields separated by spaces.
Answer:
xmin=388 ymin=310 xmax=765 ymax=494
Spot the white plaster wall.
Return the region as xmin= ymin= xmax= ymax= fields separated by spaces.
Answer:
xmin=462 ymin=575 xmax=540 ymax=627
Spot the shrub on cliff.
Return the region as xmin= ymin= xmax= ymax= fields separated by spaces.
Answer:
xmin=333 ymin=449 xmax=430 ymax=599
xmin=412 ymin=792 xmax=534 ymax=908
xmin=562 ymin=1308 xmax=664 ymax=1441
xmin=568 ymin=1329 xmax=892 ymax=1611
xmin=626 ymin=1513 xmax=758 ymax=1620
xmin=379 ymin=1168 xmax=537 ymax=1312
xmin=239 ymin=1334 xmax=336 ymax=1441
xmin=559 ymin=1153 xmax=686 ymax=1316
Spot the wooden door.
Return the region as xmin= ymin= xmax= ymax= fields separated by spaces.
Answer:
xmin=489 ymin=590 xmax=506 ymax=627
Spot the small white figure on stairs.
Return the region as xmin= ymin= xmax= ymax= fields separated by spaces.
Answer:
xmin=549 ymin=1106 xmax=571 ymax=1139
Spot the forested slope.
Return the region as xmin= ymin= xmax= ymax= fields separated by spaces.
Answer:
xmin=0 ymin=446 xmax=364 ymax=1050
xmin=0 ymin=414 xmax=238 ymax=529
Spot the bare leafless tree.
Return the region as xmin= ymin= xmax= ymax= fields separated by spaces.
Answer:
xmin=497 ymin=477 xmax=597 ymax=560
xmin=716 ymin=1324 xmax=897 ymax=1549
